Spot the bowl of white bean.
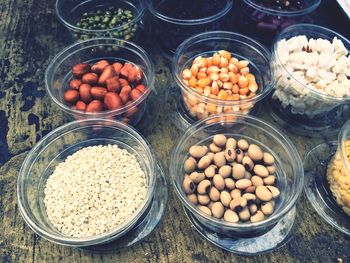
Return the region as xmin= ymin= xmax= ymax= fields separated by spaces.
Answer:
xmin=169 ymin=113 xmax=304 ymax=255
xmin=270 ymin=24 xmax=350 ymax=134
xmin=17 ymin=119 xmax=161 ymax=247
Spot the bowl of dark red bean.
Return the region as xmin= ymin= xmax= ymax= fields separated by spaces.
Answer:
xmin=240 ymin=0 xmax=321 ymax=44
xmin=170 ymin=113 xmax=304 ymax=255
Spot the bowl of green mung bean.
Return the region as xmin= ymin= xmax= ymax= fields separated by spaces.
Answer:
xmin=56 ymin=0 xmax=145 ymax=42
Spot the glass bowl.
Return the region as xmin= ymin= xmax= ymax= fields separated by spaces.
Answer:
xmin=240 ymin=0 xmax=320 ymax=44
xmin=45 ymin=38 xmax=155 ymax=126
xmin=304 ymin=119 xmax=350 ymax=234
xmin=17 ymin=119 xmax=157 ymax=247
xmin=147 ymin=0 xmax=233 ymax=54
xmin=169 ymin=113 xmax=304 ymax=254
xmin=172 ymin=31 xmax=274 ymax=129
xmin=270 ymin=24 xmax=350 ymax=134
xmin=56 ymin=0 xmax=145 ymax=42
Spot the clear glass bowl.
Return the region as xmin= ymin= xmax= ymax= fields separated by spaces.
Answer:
xmin=147 ymin=0 xmax=233 ymax=54
xmin=240 ymin=0 xmax=320 ymax=44
xmin=56 ymin=0 xmax=145 ymax=42
xmin=270 ymin=24 xmax=350 ymax=132
xmin=17 ymin=119 xmax=156 ymax=247
xmin=304 ymin=139 xmax=350 ymax=236
xmin=169 ymin=113 xmax=304 ymax=237
xmin=172 ymin=31 xmax=274 ymax=125
xmin=45 ymin=38 xmax=154 ymax=126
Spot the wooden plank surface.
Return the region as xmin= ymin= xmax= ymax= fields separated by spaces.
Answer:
xmin=1 ymin=0 xmax=350 ymax=262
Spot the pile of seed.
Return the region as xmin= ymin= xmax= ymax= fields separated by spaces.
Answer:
xmin=327 ymin=140 xmax=350 ymax=216
xmin=182 ymin=134 xmax=280 ymax=223
xmin=44 ymin=145 xmax=147 ymax=237
xmin=74 ymin=7 xmax=137 ymax=41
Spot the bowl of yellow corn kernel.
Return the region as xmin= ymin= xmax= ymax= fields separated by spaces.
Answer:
xmin=304 ymin=120 xmax=350 ymax=236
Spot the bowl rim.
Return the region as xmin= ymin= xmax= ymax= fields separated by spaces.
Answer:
xmin=172 ymin=31 xmax=275 ymax=106
xmin=147 ymin=0 xmax=233 ymax=25
xmin=45 ymin=37 xmax=154 ymax=117
xmin=170 ymin=113 xmax=304 ymax=229
xmin=55 ymin=0 xmax=146 ymax=33
xmin=17 ymin=118 xmax=157 ymax=246
xmin=273 ymin=23 xmax=350 ymax=102
xmin=242 ymin=0 xmax=321 ymax=16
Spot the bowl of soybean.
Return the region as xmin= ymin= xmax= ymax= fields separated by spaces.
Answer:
xmin=56 ymin=0 xmax=145 ymax=42
xmin=169 ymin=113 xmax=304 ymax=254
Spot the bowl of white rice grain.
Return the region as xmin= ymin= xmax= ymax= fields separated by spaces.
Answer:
xmin=17 ymin=119 xmax=156 ymax=247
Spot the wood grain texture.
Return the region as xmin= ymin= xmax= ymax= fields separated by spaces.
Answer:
xmin=1 ymin=0 xmax=350 ymax=262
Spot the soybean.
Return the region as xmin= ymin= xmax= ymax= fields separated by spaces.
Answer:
xmin=213 ymin=152 xmax=226 ymax=167
xmin=261 ymin=201 xmax=274 ymax=215
xmin=238 ymin=207 xmax=250 ymax=221
xmin=247 ymin=144 xmax=263 ymax=161
xmin=224 ymin=147 xmax=236 ymax=162
xmin=224 ymin=178 xmax=235 ymax=190
xmin=198 ymin=194 xmax=211 ymax=205
xmin=197 ymin=179 xmax=211 ymax=194
xmin=209 ymin=187 xmax=220 ymax=201
xmin=198 ymin=155 xmax=212 ymax=170
xmin=226 ymin=138 xmax=237 ymax=149
xmin=230 ymin=189 xmax=242 ymax=199
xmin=224 ymin=210 xmax=239 ymax=223
xmin=242 ymin=156 xmax=254 ymax=171
xmin=198 ymin=205 xmax=212 ymax=216
xmin=209 ymin=143 xmax=222 ymax=153
xmin=189 ymin=171 xmax=205 ymax=184
xmin=184 ymin=157 xmax=197 ymax=173
xmin=264 ymin=175 xmax=276 ymax=185
xmin=250 ymin=210 xmax=265 ymax=223
xmin=251 ymin=175 xmax=264 ymax=186
xmin=267 ymin=186 xmax=280 ymax=198
xmin=220 ymin=190 xmax=232 ymax=207
xmin=256 ymin=185 xmax=273 ymax=201
xmin=213 ymin=134 xmax=227 ymax=147
xmin=213 ymin=174 xmax=225 ymax=190
xmin=237 ymin=139 xmax=249 ymax=151
xmin=229 ymin=197 xmax=247 ymax=212
xmin=219 ymin=165 xmax=232 ymax=178
xmin=189 ymin=145 xmax=208 ymax=159
xmin=263 ymin=152 xmax=275 ymax=165
xmin=187 ymin=193 xmax=198 ymax=205
xmin=183 ymin=176 xmax=195 ymax=194
xmin=204 ymin=165 xmax=217 ymax=178
xmin=232 ymin=163 xmax=245 ymax=179
xmin=267 ymin=165 xmax=276 ymax=174
xmin=211 ymin=202 xmax=225 ymax=219
xmin=236 ymin=178 xmax=252 ymax=189
xmin=253 ymin=164 xmax=269 ymax=177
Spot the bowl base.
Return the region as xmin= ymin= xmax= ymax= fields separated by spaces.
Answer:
xmin=80 ymin=163 xmax=168 ymax=252
xmin=304 ymin=142 xmax=350 ymax=236
xmin=184 ymin=206 xmax=296 ymax=256
xmin=268 ymin=98 xmax=350 ymax=136
xmin=167 ymin=86 xmax=261 ymax=131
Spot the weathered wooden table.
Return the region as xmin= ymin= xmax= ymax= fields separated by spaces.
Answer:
xmin=1 ymin=0 xmax=350 ymax=262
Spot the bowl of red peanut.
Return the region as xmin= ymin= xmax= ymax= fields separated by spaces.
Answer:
xmin=45 ymin=38 xmax=155 ymax=126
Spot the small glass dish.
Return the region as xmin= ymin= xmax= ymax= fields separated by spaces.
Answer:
xmin=17 ymin=119 xmax=167 ymax=247
xmin=169 ymin=113 xmax=304 ymax=255
xmin=171 ymin=31 xmax=274 ymax=131
xmin=240 ymin=0 xmax=320 ymax=44
xmin=55 ymin=0 xmax=145 ymax=42
xmin=270 ymin=24 xmax=350 ymax=135
xmin=45 ymin=38 xmax=155 ymax=126
xmin=147 ymin=0 xmax=234 ymax=54
xmin=304 ymin=121 xmax=350 ymax=236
